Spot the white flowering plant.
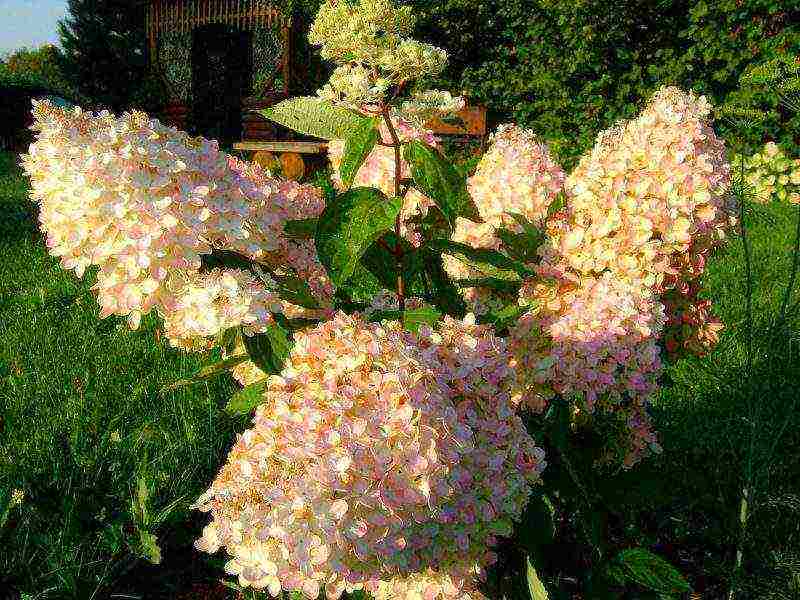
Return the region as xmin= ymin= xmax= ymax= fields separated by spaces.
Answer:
xmin=20 ymin=0 xmax=746 ymax=597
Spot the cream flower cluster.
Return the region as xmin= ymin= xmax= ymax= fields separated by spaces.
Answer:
xmin=732 ymin=141 xmax=800 ymax=204
xmin=23 ymin=100 xmax=332 ymax=348
xmin=444 ymin=125 xmax=565 ymax=315
xmin=310 ymin=0 xmax=447 ymax=107
xmin=194 ymin=312 xmax=545 ymax=599
xmin=160 ymin=269 xmax=282 ymax=351
xmin=327 ymin=115 xmax=438 ymax=246
xmin=546 ymin=87 xmax=732 ymax=293
xmin=508 ymin=87 xmax=732 ymax=464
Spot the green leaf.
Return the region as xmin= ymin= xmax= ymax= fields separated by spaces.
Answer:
xmin=481 ymin=302 xmax=526 ymax=330
xmin=161 ymin=354 xmax=248 ymax=392
xmin=225 ymin=380 xmax=267 ymax=415
xmin=367 ymin=306 xmax=442 ymax=332
xmin=284 ymin=218 xmax=318 ymax=239
xmin=137 ymin=530 xmax=162 ymax=565
xmin=215 ymin=326 xmax=241 ymax=355
xmin=612 ymin=548 xmax=691 ymax=595
xmin=455 ymin=277 xmax=521 ymax=294
xmin=518 ymin=494 xmax=556 ymax=556
xmin=497 ymin=213 xmax=547 ymax=263
xmin=403 ymin=306 xmax=442 ymax=331
xmin=241 ymin=319 xmax=292 ymax=375
xmin=420 ymin=248 xmax=466 ymax=318
xmin=360 ymin=232 xmax=425 ymax=295
xmin=526 ymin=555 xmax=551 ymax=600
xmin=200 ymin=249 xmax=254 ymax=272
xmin=316 ymin=187 xmax=403 ymax=286
xmin=257 ymin=97 xmax=370 ymax=140
xmin=340 ymin=118 xmax=380 ymax=190
xmin=404 ymin=140 xmax=481 ymax=226
xmin=546 ymin=194 xmax=566 ymax=219
xmin=544 ymin=399 xmax=571 ymax=450
xmin=426 ymin=239 xmax=531 ymax=278
xmin=273 ymin=272 xmax=321 ymax=309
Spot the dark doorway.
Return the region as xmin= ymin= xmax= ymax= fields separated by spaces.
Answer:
xmin=191 ymin=23 xmax=252 ymax=147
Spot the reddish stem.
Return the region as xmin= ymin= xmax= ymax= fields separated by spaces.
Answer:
xmin=380 ymin=105 xmax=406 ymax=313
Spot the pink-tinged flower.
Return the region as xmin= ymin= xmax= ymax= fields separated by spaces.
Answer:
xmin=23 ymin=100 xmax=333 ymax=350
xmin=445 ymin=124 xmax=565 ymax=315
xmin=194 ymin=312 xmax=545 ymax=598
xmin=511 ymin=87 xmax=733 ymax=465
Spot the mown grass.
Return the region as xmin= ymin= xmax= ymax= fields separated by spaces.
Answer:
xmin=1 ymin=148 xmax=799 ymax=599
xmin=0 ymin=151 xmax=243 ymax=599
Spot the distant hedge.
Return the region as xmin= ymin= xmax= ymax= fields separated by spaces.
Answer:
xmin=393 ymin=0 xmax=800 ymax=165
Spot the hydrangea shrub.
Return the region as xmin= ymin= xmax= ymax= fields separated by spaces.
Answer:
xmin=23 ymin=0 xmax=733 ymax=597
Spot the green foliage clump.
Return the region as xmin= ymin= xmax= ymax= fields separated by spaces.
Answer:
xmin=404 ymin=0 xmax=800 ymax=164
xmin=58 ymin=0 xmax=150 ymax=110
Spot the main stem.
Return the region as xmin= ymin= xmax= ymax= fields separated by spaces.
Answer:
xmin=381 ymin=105 xmax=406 ymax=313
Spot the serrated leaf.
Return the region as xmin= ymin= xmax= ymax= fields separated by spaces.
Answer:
xmin=404 ymin=140 xmax=481 ymax=225
xmin=421 ymin=248 xmax=466 ymax=318
xmin=361 ymin=232 xmax=425 ymax=294
xmin=526 ymin=555 xmax=551 ymax=600
xmin=518 ymin=494 xmax=556 ymax=556
xmin=340 ymin=118 xmax=379 ymax=190
xmin=613 ymin=548 xmax=691 ymax=594
xmin=316 ymin=187 xmax=403 ymax=286
xmin=241 ymin=320 xmax=292 ymax=374
xmin=284 ymin=218 xmax=318 ymax=239
xmin=161 ymin=354 xmax=248 ymax=392
xmin=257 ymin=97 xmax=369 ymax=140
xmin=273 ymin=273 xmax=321 ymax=309
xmin=426 ymin=239 xmax=530 ymax=278
xmin=225 ymin=380 xmax=267 ymax=415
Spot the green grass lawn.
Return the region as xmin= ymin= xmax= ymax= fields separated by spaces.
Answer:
xmin=1 ymin=149 xmax=799 ymax=599
xmin=0 ymin=151 xmax=242 ymax=598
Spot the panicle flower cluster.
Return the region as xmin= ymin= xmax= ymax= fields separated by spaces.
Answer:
xmin=23 ymin=100 xmax=332 ymax=348
xmin=194 ymin=312 xmax=545 ymax=599
xmin=546 ymin=87 xmax=732 ymax=294
xmin=509 ymin=87 xmax=732 ymax=464
xmin=513 ymin=273 xmax=665 ymax=465
xmin=732 ymin=141 xmax=800 ymax=205
xmin=310 ymin=0 xmax=447 ymax=108
xmin=327 ymin=115 xmax=438 ymax=246
xmin=444 ymin=125 xmax=565 ymax=315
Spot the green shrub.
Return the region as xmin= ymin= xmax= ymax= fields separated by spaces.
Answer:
xmin=405 ymin=0 xmax=800 ymax=165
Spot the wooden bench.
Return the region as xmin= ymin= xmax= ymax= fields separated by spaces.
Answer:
xmin=232 ymin=141 xmax=328 ymax=180
xmin=233 ymin=105 xmax=488 ymax=180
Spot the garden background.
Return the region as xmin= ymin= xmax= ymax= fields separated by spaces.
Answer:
xmin=2 ymin=0 xmax=800 ymax=598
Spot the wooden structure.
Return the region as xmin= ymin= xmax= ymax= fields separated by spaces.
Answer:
xmin=146 ymin=0 xmax=292 ymax=146
xmin=146 ymin=1 xmax=488 ymax=179
xmin=232 ymin=106 xmax=488 ymax=179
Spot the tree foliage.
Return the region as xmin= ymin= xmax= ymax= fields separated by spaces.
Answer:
xmin=58 ymin=0 xmax=149 ymax=110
